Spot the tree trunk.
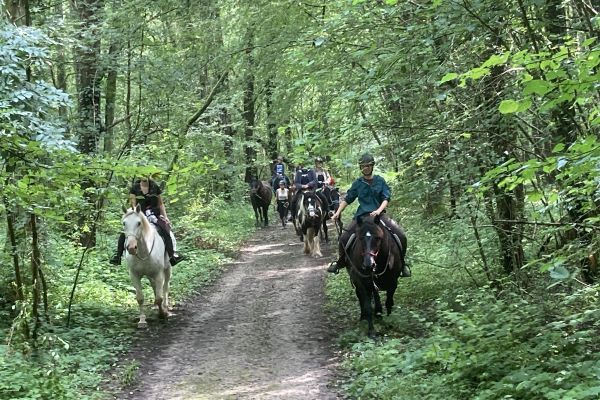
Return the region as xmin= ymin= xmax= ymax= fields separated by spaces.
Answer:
xmin=266 ymin=78 xmax=278 ymax=163
xmin=104 ymin=43 xmax=118 ymax=153
xmin=243 ymin=31 xmax=257 ymax=182
xmin=72 ymin=0 xmax=104 ymax=247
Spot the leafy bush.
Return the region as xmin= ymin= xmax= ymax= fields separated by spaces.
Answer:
xmin=338 ymin=287 xmax=600 ymax=400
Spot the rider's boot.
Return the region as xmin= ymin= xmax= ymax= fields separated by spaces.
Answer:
xmin=327 ymin=256 xmax=346 ymax=274
xmin=109 ymin=252 xmax=121 ymax=266
xmin=401 ymin=263 xmax=411 ymax=278
xmin=170 ymin=253 xmax=185 ymax=266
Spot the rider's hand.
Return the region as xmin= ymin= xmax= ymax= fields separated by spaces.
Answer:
xmin=370 ymin=210 xmax=380 ymax=217
xmin=160 ymin=215 xmax=170 ymax=224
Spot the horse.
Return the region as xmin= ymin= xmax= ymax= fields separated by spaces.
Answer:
xmin=249 ymin=177 xmax=272 ymax=227
xmin=316 ymin=185 xmax=340 ymax=242
xmin=122 ymin=204 xmax=171 ymax=329
xmin=344 ymin=214 xmax=407 ymax=337
xmin=295 ymin=191 xmax=325 ymax=257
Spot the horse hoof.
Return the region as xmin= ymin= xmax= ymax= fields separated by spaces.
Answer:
xmin=137 ymin=321 xmax=148 ymax=329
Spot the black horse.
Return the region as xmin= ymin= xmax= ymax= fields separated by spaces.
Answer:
xmin=249 ymin=177 xmax=272 ymax=227
xmin=344 ymin=214 xmax=407 ymax=337
xmin=315 ymin=185 xmax=342 ymax=242
xmin=295 ymin=191 xmax=325 ymax=257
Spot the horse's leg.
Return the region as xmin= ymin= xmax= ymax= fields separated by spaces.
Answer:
xmin=313 ymin=227 xmax=322 ymax=257
xmin=304 ymin=228 xmax=311 ymax=254
xmin=153 ymin=273 xmax=167 ymax=319
xmin=365 ymin=290 xmax=375 ymax=337
xmin=163 ymin=266 xmax=171 ymax=312
xmin=322 ymin=218 xmax=329 ymax=243
xmin=374 ymin=289 xmax=383 ymax=317
xmin=355 ymin=286 xmax=367 ymax=321
xmin=253 ymin=205 xmax=260 ymax=227
xmin=355 ymin=281 xmax=375 ymax=336
xmin=129 ymin=272 xmax=147 ymax=329
xmin=385 ymin=283 xmax=397 ymax=316
xmin=264 ymin=204 xmax=269 ymax=226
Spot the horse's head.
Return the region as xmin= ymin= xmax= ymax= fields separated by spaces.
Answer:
xmin=122 ymin=204 xmax=149 ymax=256
xmin=302 ymin=192 xmax=322 ymax=219
xmin=249 ymin=177 xmax=260 ymax=194
xmin=356 ymin=214 xmax=386 ymax=272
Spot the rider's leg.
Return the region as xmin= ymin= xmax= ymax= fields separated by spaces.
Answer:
xmin=327 ymin=220 xmax=356 ymax=273
xmin=109 ymin=233 xmax=126 ymax=265
xmin=155 ymin=219 xmax=185 ymax=266
xmin=380 ymin=215 xmax=411 ymax=277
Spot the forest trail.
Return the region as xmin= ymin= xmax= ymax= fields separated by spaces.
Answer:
xmin=114 ymin=219 xmax=342 ymax=400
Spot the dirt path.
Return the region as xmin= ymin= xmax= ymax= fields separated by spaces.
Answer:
xmin=114 ymin=221 xmax=342 ymax=400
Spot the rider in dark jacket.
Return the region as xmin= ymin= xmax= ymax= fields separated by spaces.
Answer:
xmin=290 ymin=160 xmax=318 ymax=228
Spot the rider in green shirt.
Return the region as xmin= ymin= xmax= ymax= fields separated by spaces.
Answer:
xmin=327 ymin=153 xmax=410 ymax=277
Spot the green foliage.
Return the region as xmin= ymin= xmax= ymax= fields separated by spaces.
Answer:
xmin=337 ymin=286 xmax=600 ymax=400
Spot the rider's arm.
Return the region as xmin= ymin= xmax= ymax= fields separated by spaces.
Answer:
xmin=332 ymin=200 xmax=348 ymax=219
xmin=370 ymin=199 xmax=388 ymax=217
xmin=370 ymin=177 xmax=391 ymax=216
xmin=158 ymin=195 xmax=170 ymax=223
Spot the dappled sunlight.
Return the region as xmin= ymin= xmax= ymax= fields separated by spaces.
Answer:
xmin=243 ymin=242 xmax=287 ymax=253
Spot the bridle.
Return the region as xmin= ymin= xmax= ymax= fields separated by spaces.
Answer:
xmin=344 ymin=223 xmax=392 ymax=282
xmin=124 ymin=214 xmax=156 ymax=261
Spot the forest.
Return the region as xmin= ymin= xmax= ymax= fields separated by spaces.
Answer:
xmin=1 ymin=0 xmax=599 ymax=398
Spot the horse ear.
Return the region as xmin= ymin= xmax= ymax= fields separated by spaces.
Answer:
xmin=135 ymin=204 xmax=141 ymax=213
xmin=122 ymin=205 xmax=128 ymax=214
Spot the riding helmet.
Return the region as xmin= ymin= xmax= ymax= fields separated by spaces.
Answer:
xmin=358 ymin=153 xmax=375 ymax=166
xmin=315 ymin=156 xmax=324 ymax=163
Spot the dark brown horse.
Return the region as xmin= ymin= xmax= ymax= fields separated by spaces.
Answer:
xmin=249 ymin=177 xmax=272 ymax=227
xmin=345 ymin=214 xmax=407 ymax=337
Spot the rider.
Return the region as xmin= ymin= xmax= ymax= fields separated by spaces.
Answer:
xmin=313 ymin=156 xmax=331 ymax=189
xmin=290 ymin=159 xmax=318 ymax=222
xmin=110 ymin=176 xmax=185 ymax=266
xmin=275 ymin=179 xmax=290 ymax=227
xmin=271 ymin=155 xmax=289 ymax=192
xmin=326 ymin=153 xmax=410 ymax=277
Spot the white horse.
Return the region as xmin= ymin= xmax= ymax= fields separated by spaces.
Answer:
xmin=122 ymin=205 xmax=171 ymax=328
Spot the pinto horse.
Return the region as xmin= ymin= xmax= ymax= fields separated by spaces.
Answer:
xmin=295 ymin=191 xmax=325 ymax=257
xmin=249 ymin=177 xmax=272 ymax=227
xmin=345 ymin=214 xmax=407 ymax=337
xmin=122 ymin=205 xmax=171 ymax=328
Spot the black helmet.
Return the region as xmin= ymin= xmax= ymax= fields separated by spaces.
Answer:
xmin=315 ymin=156 xmax=324 ymax=163
xmin=358 ymin=153 xmax=375 ymax=166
